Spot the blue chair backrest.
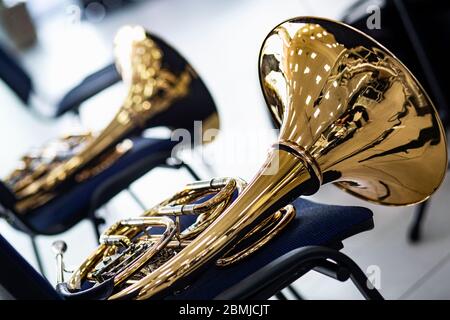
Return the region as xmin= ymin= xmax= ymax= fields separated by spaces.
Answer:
xmin=56 ymin=62 xmax=120 ymax=116
xmin=0 ymin=43 xmax=33 ymax=104
xmin=0 ymin=180 xmax=16 ymax=213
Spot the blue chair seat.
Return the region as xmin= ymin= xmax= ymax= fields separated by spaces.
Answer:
xmin=0 ymin=197 xmax=373 ymax=300
xmin=16 ymin=136 xmax=178 ymax=235
xmin=166 ymin=198 xmax=373 ymax=300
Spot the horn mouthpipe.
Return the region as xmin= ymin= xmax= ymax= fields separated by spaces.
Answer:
xmin=159 ymin=178 xmax=247 ymax=216
xmin=186 ymin=177 xmax=231 ymax=190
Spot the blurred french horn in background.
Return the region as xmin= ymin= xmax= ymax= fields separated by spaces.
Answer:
xmin=4 ymin=25 xmax=219 ymax=214
xmin=56 ymin=17 xmax=448 ymax=299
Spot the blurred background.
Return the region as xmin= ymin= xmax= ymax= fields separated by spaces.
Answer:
xmin=0 ymin=0 xmax=450 ymax=299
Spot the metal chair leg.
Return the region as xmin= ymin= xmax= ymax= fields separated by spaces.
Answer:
xmin=409 ymin=199 xmax=429 ymax=243
xmin=89 ymin=213 xmax=105 ymax=244
xmin=85 ymin=188 xmax=108 ymax=244
xmin=285 ymin=285 xmax=303 ymax=300
xmin=215 ymin=246 xmax=384 ymax=300
xmin=30 ymin=235 xmax=45 ymax=275
xmin=345 ymin=261 xmax=383 ymax=300
xmin=162 ymin=159 xmax=203 ymax=181
xmin=127 ymin=187 xmax=148 ymax=211
xmin=179 ymin=162 xmax=202 ymax=180
xmin=274 ymin=286 xmax=302 ymax=300
xmin=274 ymin=291 xmax=288 ymax=300
xmin=313 ymin=249 xmax=383 ymax=300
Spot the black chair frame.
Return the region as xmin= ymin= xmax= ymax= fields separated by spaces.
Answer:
xmin=216 ymin=244 xmax=384 ymax=300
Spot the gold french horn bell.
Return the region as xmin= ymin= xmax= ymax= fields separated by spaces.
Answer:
xmin=260 ymin=17 xmax=447 ymax=205
xmin=68 ymin=17 xmax=447 ymax=300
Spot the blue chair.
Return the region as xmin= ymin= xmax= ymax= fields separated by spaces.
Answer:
xmin=1 ymin=137 xmax=180 ymax=236
xmin=0 ymin=31 xmax=218 ymax=275
xmin=50 ymin=198 xmax=380 ymax=300
xmin=163 ymin=198 xmax=381 ymax=300
xmin=0 ymin=136 xmax=201 ymax=275
xmin=0 ymin=43 xmax=33 ymax=105
xmin=0 ymin=42 xmax=120 ymax=118
xmin=0 ymin=29 xmax=217 ymax=235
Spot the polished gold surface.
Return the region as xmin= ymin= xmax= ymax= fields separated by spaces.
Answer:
xmin=216 ymin=204 xmax=295 ymax=267
xmin=66 ymin=178 xmax=294 ymax=298
xmin=64 ymin=17 xmax=447 ymax=300
xmin=5 ymin=25 xmax=212 ymax=214
xmin=260 ymin=17 xmax=447 ymax=205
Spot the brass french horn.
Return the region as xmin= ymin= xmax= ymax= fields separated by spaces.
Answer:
xmin=55 ymin=177 xmax=295 ymax=299
xmin=4 ymin=26 xmax=219 ymax=214
xmin=58 ymin=17 xmax=447 ymax=299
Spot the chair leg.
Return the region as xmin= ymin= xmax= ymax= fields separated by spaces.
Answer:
xmin=349 ymin=271 xmax=383 ymax=300
xmin=341 ymin=259 xmax=384 ymax=300
xmin=314 ymin=249 xmax=383 ymax=300
xmin=163 ymin=160 xmax=203 ymax=181
xmin=285 ymin=285 xmax=303 ymax=300
xmin=215 ymin=246 xmax=384 ymax=300
xmin=29 ymin=235 xmax=45 ymax=276
xmin=274 ymin=291 xmax=288 ymax=300
xmin=90 ymin=218 xmax=101 ymax=243
xmin=409 ymin=199 xmax=429 ymax=243
xmin=89 ymin=215 xmax=105 ymax=243
xmin=179 ymin=162 xmax=202 ymax=181
xmin=127 ymin=187 xmax=147 ymax=211
xmin=274 ymin=286 xmax=302 ymax=300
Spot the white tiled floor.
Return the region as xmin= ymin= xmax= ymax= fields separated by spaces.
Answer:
xmin=1 ymin=0 xmax=450 ymax=299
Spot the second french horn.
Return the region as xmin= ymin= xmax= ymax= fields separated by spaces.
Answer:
xmin=57 ymin=17 xmax=447 ymax=299
xmin=4 ymin=26 xmax=219 ymax=215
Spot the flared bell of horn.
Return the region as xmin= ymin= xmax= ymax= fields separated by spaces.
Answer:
xmin=61 ymin=25 xmax=218 ymax=171
xmin=113 ymin=25 xmax=219 ymax=133
xmin=99 ymin=18 xmax=447 ymax=300
xmin=260 ymin=17 xmax=447 ymax=205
